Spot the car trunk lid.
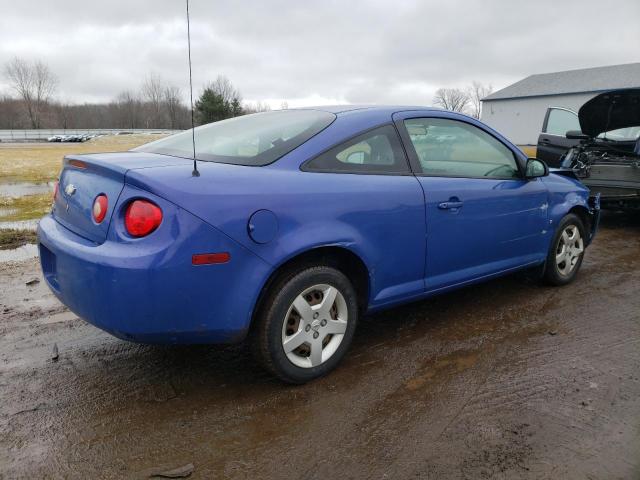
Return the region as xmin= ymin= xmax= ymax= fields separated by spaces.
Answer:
xmin=53 ymin=152 xmax=189 ymax=243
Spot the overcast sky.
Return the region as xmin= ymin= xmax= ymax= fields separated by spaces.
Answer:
xmin=1 ymin=0 xmax=638 ymax=108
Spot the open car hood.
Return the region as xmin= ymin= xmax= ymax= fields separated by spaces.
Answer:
xmin=579 ymin=89 xmax=640 ymax=138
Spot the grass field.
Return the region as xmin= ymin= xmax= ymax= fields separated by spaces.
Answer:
xmin=0 ymin=134 xmax=167 ymax=230
xmin=0 ymin=134 xmax=166 ymax=184
xmin=518 ymin=145 xmax=537 ymax=157
xmin=0 ymin=193 xmax=52 ymax=221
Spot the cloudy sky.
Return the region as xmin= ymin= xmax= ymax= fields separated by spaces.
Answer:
xmin=0 ymin=0 xmax=638 ymax=108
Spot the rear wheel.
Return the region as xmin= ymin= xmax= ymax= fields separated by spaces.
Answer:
xmin=253 ymin=266 xmax=358 ymax=383
xmin=544 ymin=213 xmax=586 ymax=286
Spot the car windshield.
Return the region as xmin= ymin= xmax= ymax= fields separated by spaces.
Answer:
xmin=598 ymin=126 xmax=640 ymax=142
xmin=134 ymin=110 xmax=336 ymax=166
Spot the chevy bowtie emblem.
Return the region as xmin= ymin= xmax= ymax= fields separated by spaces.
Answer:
xmin=64 ymin=184 xmax=76 ymax=196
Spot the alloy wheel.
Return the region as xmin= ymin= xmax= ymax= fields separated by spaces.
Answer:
xmin=281 ymin=284 xmax=348 ymax=368
xmin=555 ymin=225 xmax=584 ymax=276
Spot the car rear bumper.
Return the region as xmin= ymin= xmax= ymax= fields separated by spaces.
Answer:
xmin=37 ymin=207 xmax=271 ymax=344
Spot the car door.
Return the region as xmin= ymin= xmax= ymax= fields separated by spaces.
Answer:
xmin=302 ymin=124 xmax=427 ymax=306
xmin=537 ymin=107 xmax=582 ymax=166
xmin=394 ymin=112 xmax=549 ymax=293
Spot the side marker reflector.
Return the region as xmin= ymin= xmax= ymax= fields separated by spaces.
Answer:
xmin=192 ymin=252 xmax=231 ymax=265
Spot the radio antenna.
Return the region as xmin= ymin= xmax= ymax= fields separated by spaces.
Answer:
xmin=186 ymin=0 xmax=199 ymax=177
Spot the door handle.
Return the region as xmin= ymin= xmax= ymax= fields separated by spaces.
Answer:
xmin=438 ymin=201 xmax=464 ymax=210
xmin=541 ymin=138 xmax=550 ymax=143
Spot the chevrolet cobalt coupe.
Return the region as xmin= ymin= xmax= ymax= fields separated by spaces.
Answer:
xmin=38 ymin=106 xmax=600 ymax=383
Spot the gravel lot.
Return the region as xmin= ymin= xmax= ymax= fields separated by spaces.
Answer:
xmin=1 ymin=212 xmax=639 ymax=479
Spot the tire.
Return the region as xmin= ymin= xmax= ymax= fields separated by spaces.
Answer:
xmin=543 ymin=213 xmax=586 ymax=286
xmin=252 ymin=266 xmax=358 ymax=384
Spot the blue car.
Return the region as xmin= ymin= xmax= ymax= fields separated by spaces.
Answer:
xmin=38 ymin=106 xmax=600 ymax=383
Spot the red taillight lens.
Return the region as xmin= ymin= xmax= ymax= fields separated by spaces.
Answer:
xmin=52 ymin=181 xmax=59 ymax=203
xmin=124 ymin=200 xmax=163 ymax=237
xmin=92 ymin=194 xmax=108 ymax=223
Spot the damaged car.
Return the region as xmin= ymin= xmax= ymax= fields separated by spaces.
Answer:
xmin=537 ymin=89 xmax=640 ymax=210
xmin=38 ymin=107 xmax=600 ymax=383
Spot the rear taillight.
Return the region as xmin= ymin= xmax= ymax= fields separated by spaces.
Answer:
xmin=92 ymin=194 xmax=108 ymax=223
xmin=124 ymin=200 xmax=163 ymax=237
xmin=53 ymin=181 xmax=59 ymax=203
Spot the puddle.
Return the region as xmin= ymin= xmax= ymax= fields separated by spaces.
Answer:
xmin=0 ymin=219 xmax=39 ymax=231
xmin=0 ymin=182 xmax=54 ymax=198
xmin=0 ymin=243 xmax=38 ymax=262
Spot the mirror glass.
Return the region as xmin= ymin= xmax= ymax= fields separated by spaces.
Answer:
xmin=526 ymin=158 xmax=547 ymax=178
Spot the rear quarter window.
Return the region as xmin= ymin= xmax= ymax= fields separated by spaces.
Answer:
xmin=303 ymin=125 xmax=410 ymax=174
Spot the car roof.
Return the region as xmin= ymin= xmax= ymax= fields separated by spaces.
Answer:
xmin=296 ymin=105 xmax=443 ymax=115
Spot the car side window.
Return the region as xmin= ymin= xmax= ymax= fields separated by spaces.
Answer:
xmin=545 ymin=108 xmax=580 ymax=136
xmin=404 ymin=118 xmax=520 ymax=179
xmin=304 ymin=125 xmax=409 ymax=174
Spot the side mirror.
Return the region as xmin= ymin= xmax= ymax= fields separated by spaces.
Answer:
xmin=525 ymin=158 xmax=549 ymax=179
xmin=565 ymin=130 xmax=589 ymax=140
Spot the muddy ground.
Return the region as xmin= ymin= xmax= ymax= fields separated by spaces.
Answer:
xmin=1 ymin=212 xmax=639 ymax=479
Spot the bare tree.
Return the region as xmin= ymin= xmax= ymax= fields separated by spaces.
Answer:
xmin=467 ymin=81 xmax=493 ymax=119
xmin=432 ymin=87 xmax=469 ymax=113
xmin=142 ymin=73 xmax=165 ymax=127
xmin=244 ymin=101 xmax=271 ymax=114
xmin=0 ymin=94 xmax=24 ymax=129
xmin=142 ymin=73 xmax=164 ymax=105
xmin=209 ymin=75 xmax=241 ymax=105
xmin=116 ymin=91 xmax=142 ymax=129
xmin=55 ymin=102 xmax=74 ymax=130
xmin=164 ymin=85 xmax=184 ymax=129
xmin=4 ymin=57 xmax=57 ymax=129
xmin=0 ymin=69 xmax=261 ymax=130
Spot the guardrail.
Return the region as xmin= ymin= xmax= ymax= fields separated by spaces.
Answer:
xmin=0 ymin=129 xmax=182 ymax=143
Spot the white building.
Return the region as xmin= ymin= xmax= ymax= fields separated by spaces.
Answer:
xmin=481 ymin=63 xmax=640 ymax=146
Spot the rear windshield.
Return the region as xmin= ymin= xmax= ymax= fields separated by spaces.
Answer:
xmin=133 ymin=110 xmax=336 ymax=166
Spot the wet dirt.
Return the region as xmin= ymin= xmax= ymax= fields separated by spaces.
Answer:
xmin=1 ymin=212 xmax=639 ymax=479
xmin=0 ymin=182 xmax=54 ymax=198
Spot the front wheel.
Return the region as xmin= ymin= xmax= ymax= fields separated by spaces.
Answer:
xmin=543 ymin=213 xmax=586 ymax=286
xmin=252 ymin=266 xmax=358 ymax=384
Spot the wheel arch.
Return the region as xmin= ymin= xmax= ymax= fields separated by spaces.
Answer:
xmin=249 ymin=245 xmax=371 ymax=333
xmin=568 ymin=205 xmax=591 ymax=234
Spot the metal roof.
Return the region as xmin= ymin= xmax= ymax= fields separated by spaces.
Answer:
xmin=483 ymin=63 xmax=640 ymax=101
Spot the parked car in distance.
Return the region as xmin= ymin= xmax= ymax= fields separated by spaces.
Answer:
xmin=38 ymin=106 xmax=600 ymax=383
xmin=47 ymin=134 xmax=95 ymax=143
xmin=537 ymin=89 xmax=640 ymax=210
